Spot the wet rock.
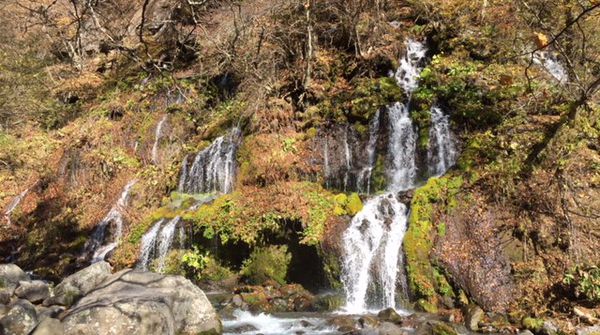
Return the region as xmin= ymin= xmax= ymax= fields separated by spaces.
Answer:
xmin=518 ymin=330 xmax=535 ymax=335
xmin=228 ymin=324 xmax=258 ymax=333
xmin=61 ymin=269 xmax=221 ymax=335
xmin=0 ymin=264 xmax=29 ymax=291
xmin=378 ymin=321 xmax=408 ymax=335
xmin=431 ymin=321 xmax=458 ymax=335
xmin=329 ymin=315 xmax=358 ymax=332
xmin=43 ymin=261 xmax=111 ymax=307
xmin=359 ymin=315 xmax=380 ymax=329
xmin=0 ymin=299 xmax=38 ymax=335
xmin=300 ymin=320 xmax=313 ymax=327
xmin=232 ymin=294 xmax=243 ymax=307
xmin=378 ymin=308 xmax=403 ymax=323
xmin=15 ymin=280 xmax=50 ymax=304
xmin=465 ymin=305 xmax=484 ymax=331
xmin=31 ymin=318 xmax=64 ymax=335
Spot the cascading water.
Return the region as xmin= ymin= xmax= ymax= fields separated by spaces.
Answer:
xmin=343 ymin=126 xmax=352 ymax=192
xmin=533 ymin=51 xmax=568 ymax=83
xmin=342 ymin=39 xmax=457 ymax=313
xmin=178 ymin=128 xmax=241 ymax=194
xmin=428 ymin=106 xmax=457 ymax=177
xmin=84 ymin=180 xmax=137 ymax=263
xmin=357 ymin=110 xmax=380 ymax=194
xmin=3 ymin=188 xmax=30 ymax=225
xmin=137 ymin=216 xmax=184 ymax=272
xmin=138 ymin=128 xmax=242 ymax=271
xmin=151 ymin=114 xmax=168 ymax=165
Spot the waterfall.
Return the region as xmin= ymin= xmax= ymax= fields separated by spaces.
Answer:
xmin=388 ymin=102 xmax=418 ymax=191
xmin=138 ymin=219 xmax=163 ymax=271
xmin=178 ymin=128 xmax=241 ymax=194
xmin=137 ymin=129 xmax=241 ymax=271
xmin=343 ymin=126 xmax=352 ymax=192
xmin=151 ymin=114 xmax=168 ymax=165
xmin=341 ymin=40 xmax=429 ymax=313
xmin=84 ymin=180 xmax=136 ymax=263
xmin=323 ymin=138 xmax=330 ymax=189
xmin=533 ymin=51 xmax=568 ymax=83
xmin=428 ymin=106 xmax=457 ymax=177
xmin=341 ymin=194 xmax=409 ymax=312
xmin=3 ymin=188 xmax=30 ymax=225
xmin=137 ymin=217 xmax=183 ymax=272
xmin=357 ymin=110 xmax=380 ymax=194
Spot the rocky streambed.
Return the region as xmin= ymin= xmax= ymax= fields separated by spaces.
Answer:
xmin=2 ymin=262 xmax=599 ymax=335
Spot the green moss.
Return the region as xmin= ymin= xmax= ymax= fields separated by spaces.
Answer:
xmin=432 ymin=322 xmax=458 ymax=335
xmin=346 ymin=193 xmax=363 ymax=215
xmin=241 ymin=245 xmax=291 ymax=285
xmin=404 ymin=176 xmax=462 ymax=307
xmin=417 ymin=298 xmax=439 ymax=313
xmin=522 ymin=317 xmax=544 ymax=332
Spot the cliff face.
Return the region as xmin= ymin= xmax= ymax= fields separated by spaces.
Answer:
xmin=0 ymin=0 xmax=599 ymax=328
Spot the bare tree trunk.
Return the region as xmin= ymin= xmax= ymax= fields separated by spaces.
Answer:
xmin=304 ymin=0 xmax=313 ymax=91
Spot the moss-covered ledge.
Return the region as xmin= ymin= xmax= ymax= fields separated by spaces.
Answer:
xmin=404 ymin=175 xmax=463 ymax=312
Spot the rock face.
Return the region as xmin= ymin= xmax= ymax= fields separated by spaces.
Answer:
xmin=44 ymin=261 xmax=112 ymax=306
xmin=61 ymin=269 xmax=221 ymax=335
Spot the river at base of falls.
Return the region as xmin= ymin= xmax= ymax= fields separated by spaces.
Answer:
xmin=221 ymin=310 xmax=415 ymax=335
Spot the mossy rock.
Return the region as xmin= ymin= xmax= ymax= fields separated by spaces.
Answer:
xmin=432 ymin=321 xmax=458 ymax=335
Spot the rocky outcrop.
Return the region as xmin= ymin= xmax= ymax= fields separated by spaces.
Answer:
xmin=0 ymin=264 xmax=29 ymax=292
xmin=0 ymin=263 xmax=221 ymax=335
xmin=61 ymin=269 xmax=221 ymax=335
xmin=43 ymin=261 xmax=112 ymax=307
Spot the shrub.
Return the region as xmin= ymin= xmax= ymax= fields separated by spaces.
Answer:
xmin=563 ymin=265 xmax=600 ymax=304
xmin=240 ymin=245 xmax=291 ymax=285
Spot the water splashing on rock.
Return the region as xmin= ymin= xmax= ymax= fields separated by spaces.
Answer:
xmin=137 ymin=217 xmax=184 ymax=272
xmin=151 ymin=114 xmax=168 ymax=165
xmin=178 ymin=128 xmax=241 ymax=194
xmin=427 ymin=106 xmax=457 ymax=177
xmin=84 ymin=180 xmax=137 ymax=263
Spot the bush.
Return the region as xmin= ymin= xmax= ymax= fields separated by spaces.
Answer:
xmin=563 ymin=266 xmax=600 ymax=304
xmin=240 ymin=245 xmax=291 ymax=285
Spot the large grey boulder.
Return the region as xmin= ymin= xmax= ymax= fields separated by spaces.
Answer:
xmin=44 ymin=261 xmax=112 ymax=307
xmin=0 ymin=264 xmax=29 ymax=292
xmin=15 ymin=280 xmax=50 ymax=304
xmin=62 ymin=269 xmax=221 ymax=335
xmin=0 ymin=299 xmax=38 ymax=335
xmin=31 ymin=318 xmax=64 ymax=335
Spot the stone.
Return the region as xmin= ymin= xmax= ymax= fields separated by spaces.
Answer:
xmin=232 ymin=294 xmax=243 ymax=307
xmin=328 ymin=315 xmax=357 ymax=332
xmin=378 ymin=308 xmax=403 ymax=323
xmin=359 ymin=315 xmax=380 ymax=329
xmin=43 ymin=261 xmax=112 ymax=307
xmin=465 ymin=305 xmax=484 ymax=331
xmin=542 ymin=320 xmax=559 ymax=335
xmin=0 ymin=299 xmax=38 ymax=335
xmin=0 ymin=288 xmax=12 ymax=305
xmin=31 ymin=318 xmax=64 ymax=335
xmin=431 ymin=321 xmax=458 ymax=335
xmin=518 ymin=331 xmax=535 ymax=335
xmin=378 ymin=321 xmax=408 ymax=335
xmin=576 ymin=325 xmax=600 ymax=335
xmin=0 ymin=264 xmax=29 ymax=291
xmin=37 ymin=305 xmax=65 ymax=322
xmin=15 ymin=280 xmax=51 ymax=304
xmin=61 ymin=269 xmax=221 ymax=335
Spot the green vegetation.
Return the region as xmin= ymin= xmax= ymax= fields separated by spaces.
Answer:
xmin=563 ymin=266 xmax=600 ymax=304
xmin=404 ymin=176 xmax=462 ymax=307
xmin=240 ymin=245 xmax=292 ymax=285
